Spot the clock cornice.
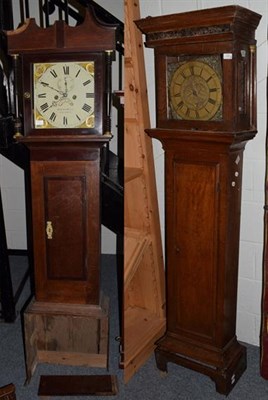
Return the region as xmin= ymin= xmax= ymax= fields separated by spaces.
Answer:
xmin=6 ymin=8 xmax=117 ymax=55
xmin=135 ymin=5 xmax=261 ymax=47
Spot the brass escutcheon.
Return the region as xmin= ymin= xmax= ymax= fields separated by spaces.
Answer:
xmin=46 ymin=221 xmax=53 ymax=239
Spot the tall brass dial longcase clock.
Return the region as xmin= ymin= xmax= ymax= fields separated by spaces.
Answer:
xmin=136 ymin=6 xmax=261 ymax=395
xmin=7 ymin=9 xmax=116 ymax=381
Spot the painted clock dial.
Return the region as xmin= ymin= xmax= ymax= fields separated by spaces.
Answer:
xmin=33 ymin=61 xmax=95 ymax=129
xmin=169 ymin=60 xmax=222 ymax=121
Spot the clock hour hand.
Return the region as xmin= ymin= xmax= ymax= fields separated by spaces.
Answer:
xmin=63 ymin=77 xmax=68 ymax=97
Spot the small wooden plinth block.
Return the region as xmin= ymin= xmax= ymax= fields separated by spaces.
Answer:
xmin=24 ymin=296 xmax=109 ymax=383
xmin=38 ymin=375 xmax=118 ymax=397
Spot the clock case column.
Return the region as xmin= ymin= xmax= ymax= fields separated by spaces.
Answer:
xmin=147 ymin=129 xmax=253 ymax=395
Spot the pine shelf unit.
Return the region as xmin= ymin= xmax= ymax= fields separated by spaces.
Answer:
xmin=123 ymin=0 xmax=166 ymax=383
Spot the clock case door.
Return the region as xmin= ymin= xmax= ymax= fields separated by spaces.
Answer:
xmin=21 ymin=52 xmax=105 ymax=136
xmin=31 ymin=154 xmax=101 ymax=305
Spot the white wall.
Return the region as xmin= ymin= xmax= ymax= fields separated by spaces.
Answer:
xmin=139 ymin=0 xmax=268 ymax=346
xmin=0 ymin=0 xmax=123 ymax=254
xmin=0 ymin=156 xmax=27 ymax=249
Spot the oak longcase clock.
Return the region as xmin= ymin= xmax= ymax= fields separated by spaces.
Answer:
xmin=136 ymin=5 xmax=261 ymax=395
xmin=6 ymin=8 xmax=116 ymax=381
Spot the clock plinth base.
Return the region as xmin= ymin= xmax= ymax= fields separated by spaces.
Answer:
xmin=155 ymin=335 xmax=246 ymax=396
xmin=23 ymin=296 xmax=109 ymax=383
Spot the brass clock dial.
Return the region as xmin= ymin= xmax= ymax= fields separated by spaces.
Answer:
xmin=33 ymin=61 xmax=95 ymax=129
xmin=169 ymin=61 xmax=222 ymax=121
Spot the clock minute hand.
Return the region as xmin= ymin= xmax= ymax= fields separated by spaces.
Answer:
xmin=40 ymin=81 xmax=64 ymax=95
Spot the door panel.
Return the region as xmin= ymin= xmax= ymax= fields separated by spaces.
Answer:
xmin=169 ymin=160 xmax=220 ymax=342
xmin=44 ymin=175 xmax=87 ymax=281
xmin=31 ymin=160 xmax=100 ymax=304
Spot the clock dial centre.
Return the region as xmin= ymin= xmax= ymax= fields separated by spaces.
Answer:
xmin=181 ymin=75 xmax=209 ymax=110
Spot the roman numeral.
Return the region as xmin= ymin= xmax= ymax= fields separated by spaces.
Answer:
xmin=40 ymin=102 xmax=49 ymax=112
xmin=49 ymin=112 xmax=56 ymax=122
xmin=63 ymin=116 xmax=68 ymax=126
xmin=63 ymin=66 xmax=69 ymax=75
xmin=208 ymin=98 xmax=216 ymax=105
xmin=82 ymin=103 xmax=92 ymax=113
xmin=83 ymin=79 xmax=91 ymax=86
xmin=86 ymin=93 xmax=94 ymax=98
xmin=209 ymin=88 xmax=218 ymax=93
xmin=38 ymin=93 xmax=46 ymax=98
xmin=195 ymin=110 xmax=200 ymax=119
xmin=50 ymin=69 xmax=57 ymax=78
xmin=75 ymin=69 xmax=81 ymax=77
xmin=40 ymin=81 xmax=49 ymax=87
xmin=176 ymin=101 xmax=184 ymax=110
xmin=76 ymin=114 xmax=81 ymax=121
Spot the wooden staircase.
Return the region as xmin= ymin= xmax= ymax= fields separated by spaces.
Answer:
xmin=123 ymin=0 xmax=166 ymax=382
